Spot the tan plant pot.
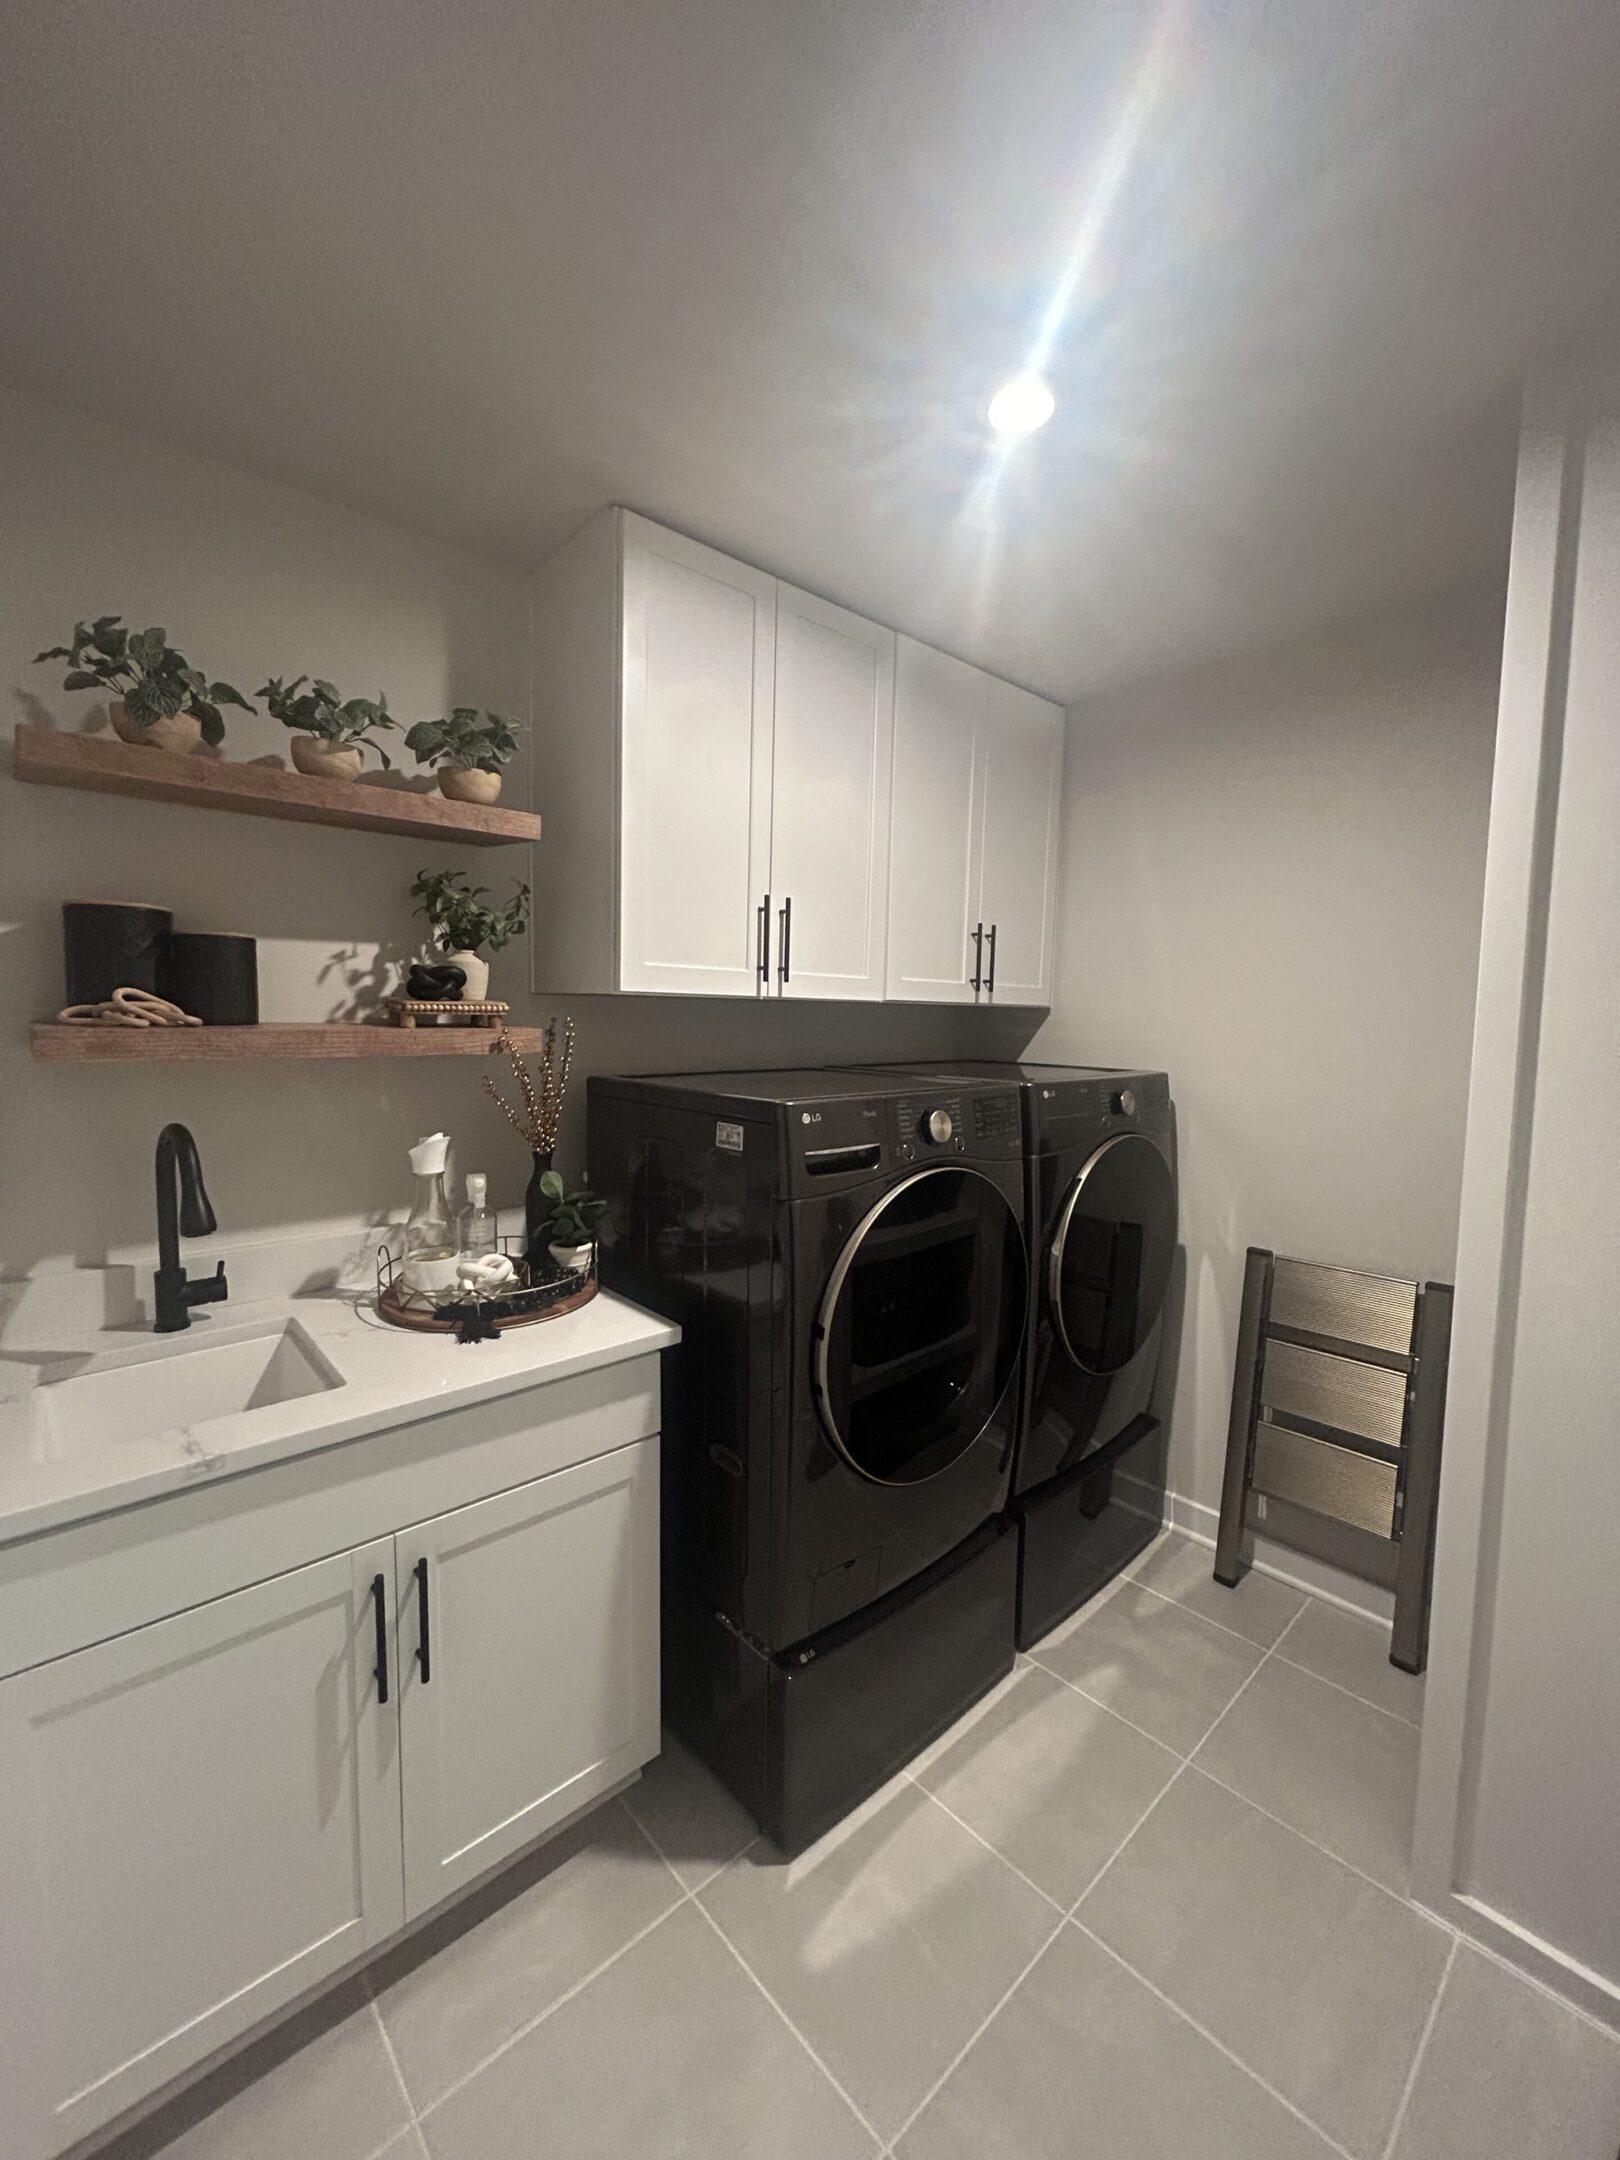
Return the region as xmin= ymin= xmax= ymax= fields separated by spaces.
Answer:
xmin=291 ymin=734 xmax=363 ymax=781
xmin=442 ymin=948 xmax=490 ymax=999
xmin=110 ymin=700 xmax=203 ymax=755
xmin=437 ymin=765 xmax=503 ymax=805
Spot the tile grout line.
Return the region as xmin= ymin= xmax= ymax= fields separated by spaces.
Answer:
xmin=1462 ymin=1932 xmax=1620 ymax=2045
xmin=686 ymin=1894 xmax=890 ymax=2153
xmin=900 ymin=1772 xmax=1068 ymax=1917
xmin=366 ymin=1988 xmax=424 ymax=2134
xmin=882 ymin=1753 xmax=1193 ymax=2153
xmin=1131 ymin=1542 xmax=1426 ymax=1728
xmin=1071 ymin=1919 xmax=1363 ymax=2160
xmin=1379 ymin=1933 xmax=1461 ymax=2160
xmin=1185 ymin=1757 xmax=1454 ymax=1927
xmin=1026 ymin=1656 xmax=1202 ymax=1758
xmin=413 ymin=1888 xmax=697 ymax=2123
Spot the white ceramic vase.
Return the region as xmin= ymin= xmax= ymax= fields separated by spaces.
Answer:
xmin=110 ymin=700 xmax=203 ymax=754
xmin=549 ymin=1241 xmax=593 ymax=1275
xmin=444 ymin=948 xmax=490 ymax=999
xmin=291 ymin=735 xmax=363 ymax=781
xmin=438 ymin=765 xmax=503 ymax=805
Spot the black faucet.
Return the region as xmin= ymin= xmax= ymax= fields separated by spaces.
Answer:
xmin=153 ymin=1122 xmax=228 ymax=1333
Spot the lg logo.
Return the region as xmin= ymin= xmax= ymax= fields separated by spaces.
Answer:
xmin=801 ymin=1111 xmax=822 ymax=1125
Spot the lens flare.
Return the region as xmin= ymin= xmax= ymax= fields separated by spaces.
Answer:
xmin=987 ymin=373 xmax=1057 ymax=438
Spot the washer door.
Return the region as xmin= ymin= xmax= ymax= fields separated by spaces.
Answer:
xmin=814 ymin=1166 xmax=1027 ymax=1485
xmin=1048 ymin=1135 xmax=1176 ymax=1375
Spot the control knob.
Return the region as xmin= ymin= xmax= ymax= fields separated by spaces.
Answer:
xmin=922 ymin=1107 xmax=954 ymax=1145
xmin=1111 ymin=1088 xmax=1137 ymax=1118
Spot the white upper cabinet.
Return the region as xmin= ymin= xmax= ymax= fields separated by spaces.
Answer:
xmin=619 ymin=517 xmax=776 ymax=997
xmin=531 ymin=509 xmax=893 ymax=1000
xmin=977 ymin=674 xmax=1063 ymax=1004
xmin=887 ymin=638 xmax=1063 ymax=1006
xmin=887 ymin=639 xmax=986 ymax=1004
xmin=530 ymin=509 xmax=1059 ymax=1004
xmin=768 ymin=584 xmax=894 ymax=1001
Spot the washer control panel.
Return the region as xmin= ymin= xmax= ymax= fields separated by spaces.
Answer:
xmin=893 ymin=1093 xmax=967 ymax=1162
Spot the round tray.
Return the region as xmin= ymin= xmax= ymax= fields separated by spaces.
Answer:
xmin=376 ymin=1272 xmax=598 ymax=1333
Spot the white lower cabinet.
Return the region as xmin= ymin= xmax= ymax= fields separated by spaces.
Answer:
xmin=0 ymin=1543 xmax=403 ymax=2160
xmin=398 ymin=1443 xmax=659 ymax=1917
xmin=0 ymin=1430 xmax=660 ymax=2160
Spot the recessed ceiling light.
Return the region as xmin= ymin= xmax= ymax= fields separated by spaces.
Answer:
xmin=986 ymin=372 xmax=1056 ymax=438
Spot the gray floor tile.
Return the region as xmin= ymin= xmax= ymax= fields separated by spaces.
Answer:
xmin=621 ymin=1731 xmax=758 ymax=1890
xmin=419 ymin=1901 xmax=877 ymax=2160
xmin=1080 ymin=1767 xmax=1450 ymax=2156
xmin=895 ymin=1924 xmax=1338 ymax=2160
xmin=1129 ymin=1534 xmax=1308 ymax=1648
xmin=913 ymin=1664 xmax=1179 ymax=1907
xmin=1032 ymin=1579 xmax=1265 ymax=1755
xmin=700 ymin=1778 xmax=1055 ymax=2141
xmin=371 ymin=1798 xmax=684 ymax=2110
xmin=1392 ymin=1944 xmax=1620 ymax=2160
xmin=1277 ymin=1597 xmax=1425 ymax=1724
xmin=97 ymin=1981 xmax=409 ymax=2160
xmin=1195 ymin=1656 xmax=1420 ymax=1893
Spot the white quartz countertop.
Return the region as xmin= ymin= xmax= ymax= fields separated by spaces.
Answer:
xmin=0 ymin=1283 xmax=678 ymax=1550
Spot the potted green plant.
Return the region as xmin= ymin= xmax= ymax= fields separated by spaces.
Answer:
xmin=403 ymin=707 xmax=522 ymax=806
xmin=531 ymin=1168 xmax=607 ymax=1274
xmin=258 ymin=675 xmax=398 ymax=781
xmin=410 ymin=868 xmax=530 ymax=998
xmin=34 ymin=617 xmax=253 ymax=753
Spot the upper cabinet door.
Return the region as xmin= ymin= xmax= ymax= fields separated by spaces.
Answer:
xmin=978 ymin=676 xmax=1063 ymax=1005
xmin=0 ymin=1543 xmax=403 ymax=2160
xmin=887 ymin=638 xmax=986 ymax=1003
xmin=768 ymin=585 xmax=895 ymax=1002
xmin=397 ymin=1441 xmax=659 ymax=1922
xmin=619 ymin=516 xmax=776 ymax=996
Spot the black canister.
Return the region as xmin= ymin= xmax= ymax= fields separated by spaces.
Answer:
xmin=61 ymin=901 xmax=172 ymax=1007
xmin=160 ymin=931 xmax=260 ymax=1024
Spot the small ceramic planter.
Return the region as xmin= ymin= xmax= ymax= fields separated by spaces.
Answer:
xmin=438 ymin=765 xmax=503 ymax=806
xmin=443 ymin=948 xmax=490 ymax=999
xmin=110 ymin=700 xmax=202 ymax=755
xmin=291 ymin=735 xmax=363 ymax=781
xmin=548 ymin=1241 xmax=594 ymax=1276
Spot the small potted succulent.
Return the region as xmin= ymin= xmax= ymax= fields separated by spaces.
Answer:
xmin=34 ymin=617 xmax=253 ymax=752
xmin=258 ymin=675 xmax=398 ymax=781
xmin=404 ymin=707 xmax=522 ymax=806
xmin=531 ymin=1169 xmax=608 ymax=1275
xmin=410 ymin=868 xmax=530 ymax=999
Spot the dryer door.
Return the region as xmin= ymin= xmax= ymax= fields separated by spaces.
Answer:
xmin=814 ymin=1167 xmax=1027 ymax=1485
xmin=1048 ymin=1135 xmax=1176 ymax=1374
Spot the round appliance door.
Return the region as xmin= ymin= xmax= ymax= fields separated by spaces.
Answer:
xmin=1048 ymin=1135 xmax=1176 ymax=1375
xmin=814 ymin=1166 xmax=1028 ymax=1486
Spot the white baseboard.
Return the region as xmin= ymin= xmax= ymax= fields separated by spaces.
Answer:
xmin=1163 ymin=1490 xmax=1396 ymax=1626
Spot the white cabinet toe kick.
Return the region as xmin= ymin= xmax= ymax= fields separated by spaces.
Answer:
xmin=0 ymin=1357 xmax=663 ymax=2160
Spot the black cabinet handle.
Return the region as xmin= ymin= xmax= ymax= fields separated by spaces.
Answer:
xmin=414 ymin=1556 xmax=431 ymax=1683
xmin=986 ymin=923 xmax=998 ymax=996
xmin=778 ymin=896 xmax=792 ymax=986
xmin=757 ymin=893 xmax=771 ymax=987
xmin=970 ymin=921 xmax=984 ymax=993
xmin=371 ymin=1572 xmax=389 ymax=1705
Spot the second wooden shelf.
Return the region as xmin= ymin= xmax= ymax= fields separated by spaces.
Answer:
xmin=31 ymin=1022 xmax=541 ymax=1063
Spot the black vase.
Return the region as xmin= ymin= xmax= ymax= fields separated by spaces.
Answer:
xmin=524 ymin=1151 xmax=555 ymax=1265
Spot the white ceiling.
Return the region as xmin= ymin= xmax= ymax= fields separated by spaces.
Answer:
xmin=4 ymin=0 xmax=1619 ymax=698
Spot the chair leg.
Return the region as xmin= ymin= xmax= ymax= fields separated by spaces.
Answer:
xmin=1214 ymin=1248 xmax=1272 ymax=1588
xmin=1391 ymin=1281 xmax=1453 ymax=1674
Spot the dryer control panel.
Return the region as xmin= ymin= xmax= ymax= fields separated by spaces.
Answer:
xmin=890 ymin=1086 xmax=1023 ymax=1164
xmin=893 ymin=1092 xmax=968 ymax=1163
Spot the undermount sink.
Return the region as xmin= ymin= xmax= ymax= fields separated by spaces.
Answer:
xmin=16 ymin=1320 xmax=344 ymax=1462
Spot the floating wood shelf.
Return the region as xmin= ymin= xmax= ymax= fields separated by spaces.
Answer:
xmin=12 ymin=726 xmax=540 ymax=846
xmin=31 ymin=1022 xmax=542 ymax=1064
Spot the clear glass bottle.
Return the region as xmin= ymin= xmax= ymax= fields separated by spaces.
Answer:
xmin=402 ymin=1132 xmax=458 ymax=1295
xmin=458 ymin=1171 xmax=498 ymax=1263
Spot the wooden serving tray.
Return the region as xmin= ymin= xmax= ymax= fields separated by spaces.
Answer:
xmin=376 ymin=1273 xmax=597 ymax=1332
xmin=383 ymin=997 xmax=510 ymax=1030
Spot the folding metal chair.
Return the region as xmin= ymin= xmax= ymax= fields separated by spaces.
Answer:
xmin=1214 ymin=1250 xmax=1453 ymax=1674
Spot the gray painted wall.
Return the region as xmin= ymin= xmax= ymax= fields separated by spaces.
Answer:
xmin=1009 ymin=590 xmax=1504 ymax=1517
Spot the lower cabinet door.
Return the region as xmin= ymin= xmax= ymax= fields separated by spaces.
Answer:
xmin=0 ymin=1542 xmax=404 ymax=2160
xmin=397 ymin=1439 xmax=660 ymax=1921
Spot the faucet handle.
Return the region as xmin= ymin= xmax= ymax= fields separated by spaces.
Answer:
xmin=199 ymin=1262 xmax=230 ymax=1306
